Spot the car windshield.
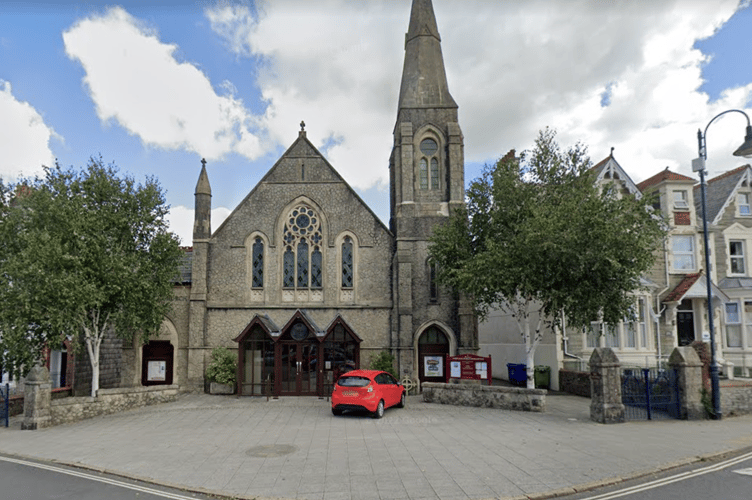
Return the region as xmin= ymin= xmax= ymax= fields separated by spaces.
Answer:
xmin=337 ymin=376 xmax=371 ymax=387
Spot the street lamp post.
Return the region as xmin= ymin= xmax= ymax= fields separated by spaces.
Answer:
xmin=693 ymin=109 xmax=752 ymax=420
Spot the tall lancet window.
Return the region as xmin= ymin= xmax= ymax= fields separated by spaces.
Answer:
xmin=341 ymin=236 xmax=353 ymax=288
xmin=282 ymin=204 xmax=323 ymax=290
xmin=420 ymin=138 xmax=439 ymax=190
xmin=252 ymin=237 xmax=264 ymax=288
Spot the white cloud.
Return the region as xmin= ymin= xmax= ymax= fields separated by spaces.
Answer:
xmin=0 ymin=80 xmax=57 ymax=180
xmin=63 ymin=7 xmax=264 ymax=162
xmin=167 ymin=205 xmax=231 ymax=246
xmin=205 ymin=0 xmax=751 ymax=188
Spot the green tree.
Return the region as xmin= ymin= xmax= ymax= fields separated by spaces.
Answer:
xmin=429 ymin=129 xmax=665 ymax=388
xmin=0 ymin=157 xmax=183 ymax=395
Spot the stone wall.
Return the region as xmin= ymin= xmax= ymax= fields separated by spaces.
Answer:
xmin=422 ymin=382 xmax=545 ymax=412
xmin=559 ymin=370 xmax=591 ymax=398
xmin=49 ymin=385 xmax=178 ymax=426
xmin=721 ymin=381 xmax=752 ymax=416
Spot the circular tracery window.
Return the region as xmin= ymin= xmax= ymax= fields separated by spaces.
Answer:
xmin=284 ymin=205 xmax=322 ymax=244
xmin=420 ymin=138 xmax=438 ymax=156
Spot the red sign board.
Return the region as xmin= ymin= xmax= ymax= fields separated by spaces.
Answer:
xmin=446 ymin=354 xmax=492 ymax=385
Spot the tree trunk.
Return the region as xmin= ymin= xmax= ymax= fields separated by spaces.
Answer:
xmin=83 ymin=321 xmax=103 ymax=398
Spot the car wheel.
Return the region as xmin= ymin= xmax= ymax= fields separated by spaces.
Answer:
xmin=372 ymin=400 xmax=385 ymax=419
xmin=396 ymin=392 xmax=406 ymax=408
xmin=332 ymin=408 xmax=343 ymax=416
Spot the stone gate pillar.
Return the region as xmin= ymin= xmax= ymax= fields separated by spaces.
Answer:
xmin=589 ymin=348 xmax=624 ymax=424
xmin=22 ymin=364 xmax=52 ymax=430
xmin=668 ymin=346 xmax=705 ymax=420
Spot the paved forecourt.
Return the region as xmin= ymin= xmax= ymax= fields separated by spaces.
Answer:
xmin=2 ymin=393 xmax=752 ymax=500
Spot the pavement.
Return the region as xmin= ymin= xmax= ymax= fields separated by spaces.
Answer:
xmin=2 ymin=391 xmax=752 ymax=500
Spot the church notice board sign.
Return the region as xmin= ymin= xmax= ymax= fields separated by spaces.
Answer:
xmin=447 ymin=354 xmax=491 ymax=385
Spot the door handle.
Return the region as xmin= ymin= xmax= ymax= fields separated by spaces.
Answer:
xmin=297 ymin=361 xmax=302 ymax=374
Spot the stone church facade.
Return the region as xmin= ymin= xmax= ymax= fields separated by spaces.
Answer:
xmin=124 ymin=0 xmax=478 ymax=396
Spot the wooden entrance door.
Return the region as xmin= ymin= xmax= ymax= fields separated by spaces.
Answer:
xmin=677 ymin=299 xmax=695 ymax=347
xmin=418 ymin=326 xmax=449 ymax=385
xmin=279 ymin=341 xmax=319 ymax=396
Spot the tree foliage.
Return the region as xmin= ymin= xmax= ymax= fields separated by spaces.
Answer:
xmin=205 ymin=347 xmax=237 ymax=386
xmin=428 ymin=129 xmax=666 ymax=386
xmin=0 ymin=157 xmax=183 ymax=391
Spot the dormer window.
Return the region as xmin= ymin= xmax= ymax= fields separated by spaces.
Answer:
xmin=738 ymin=193 xmax=751 ymax=216
xmin=673 ymin=190 xmax=689 ymax=210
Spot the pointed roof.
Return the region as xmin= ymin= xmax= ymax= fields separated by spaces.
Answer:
xmin=589 ymin=153 xmax=641 ymax=197
xmin=195 ymin=159 xmax=211 ymax=196
xmin=397 ymin=0 xmax=456 ymax=110
xmin=636 ymin=167 xmax=696 ymax=192
xmin=663 ymin=272 xmax=729 ymax=304
xmin=693 ymin=164 xmax=752 ymax=224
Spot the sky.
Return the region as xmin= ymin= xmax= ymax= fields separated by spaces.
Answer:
xmin=2 ymin=0 xmax=752 ymax=245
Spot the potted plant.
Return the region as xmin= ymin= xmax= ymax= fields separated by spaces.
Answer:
xmin=206 ymin=347 xmax=236 ymax=395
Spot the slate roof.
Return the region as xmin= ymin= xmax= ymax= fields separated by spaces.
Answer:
xmin=718 ymin=277 xmax=752 ymax=290
xmin=693 ymin=165 xmax=750 ymax=223
xmin=636 ymin=168 xmax=696 ymax=192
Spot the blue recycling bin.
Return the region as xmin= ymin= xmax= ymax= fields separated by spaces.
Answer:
xmin=506 ymin=363 xmax=527 ymax=386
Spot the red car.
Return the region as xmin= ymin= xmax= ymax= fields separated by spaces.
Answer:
xmin=331 ymin=369 xmax=406 ymax=418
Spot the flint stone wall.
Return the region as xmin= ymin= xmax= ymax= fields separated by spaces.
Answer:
xmin=422 ymin=382 xmax=546 ymax=412
xmin=49 ymin=385 xmax=178 ymax=426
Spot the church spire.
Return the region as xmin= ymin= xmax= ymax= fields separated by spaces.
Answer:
xmin=397 ymin=0 xmax=456 ymax=110
xmin=193 ymin=158 xmax=212 ymax=241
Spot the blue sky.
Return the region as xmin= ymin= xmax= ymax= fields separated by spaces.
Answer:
xmin=2 ymin=0 xmax=752 ymax=244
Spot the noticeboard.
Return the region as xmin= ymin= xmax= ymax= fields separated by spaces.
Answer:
xmin=446 ymin=354 xmax=492 ymax=385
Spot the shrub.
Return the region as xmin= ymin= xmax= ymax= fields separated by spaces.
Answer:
xmin=206 ymin=347 xmax=237 ymax=386
xmin=370 ymin=350 xmax=397 ymax=378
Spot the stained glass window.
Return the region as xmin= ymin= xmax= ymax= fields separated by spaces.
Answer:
xmin=430 ymin=158 xmax=439 ymax=189
xmin=311 ymin=247 xmax=322 ymax=289
xmin=252 ymin=237 xmax=264 ymax=288
xmin=342 ymin=237 xmax=353 ymax=288
xmin=282 ymin=204 xmax=323 ymax=290
xmin=420 ymin=159 xmax=428 ymax=190
xmin=283 ymin=247 xmax=295 ymax=288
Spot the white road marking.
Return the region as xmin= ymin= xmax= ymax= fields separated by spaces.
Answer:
xmin=0 ymin=455 xmax=202 ymax=500
xmin=732 ymin=467 xmax=752 ymax=476
xmin=579 ymin=451 xmax=752 ymax=500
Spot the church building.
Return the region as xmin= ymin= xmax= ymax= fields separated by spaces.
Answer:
xmin=130 ymin=0 xmax=478 ymax=396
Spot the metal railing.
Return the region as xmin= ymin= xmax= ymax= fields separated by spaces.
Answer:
xmin=621 ymin=367 xmax=681 ymax=421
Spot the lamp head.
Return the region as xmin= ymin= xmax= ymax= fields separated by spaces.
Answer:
xmin=733 ymin=125 xmax=752 ymax=158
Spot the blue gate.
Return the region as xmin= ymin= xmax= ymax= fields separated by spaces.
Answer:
xmin=621 ymin=368 xmax=681 ymax=420
xmin=0 ymin=383 xmax=8 ymax=428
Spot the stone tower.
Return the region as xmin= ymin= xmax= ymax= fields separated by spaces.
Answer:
xmin=390 ymin=0 xmax=477 ymax=381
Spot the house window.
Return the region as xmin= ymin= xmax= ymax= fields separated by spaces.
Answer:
xmin=252 ymin=237 xmax=264 ymax=288
xmin=341 ymin=237 xmax=353 ymax=288
xmin=672 ymin=235 xmax=695 ymax=271
xmin=283 ymin=205 xmax=323 ymax=290
xmin=730 ymin=240 xmax=745 ymax=275
xmin=673 ymin=190 xmax=689 ymax=210
xmin=726 ymin=302 xmax=742 ymax=348
xmin=419 ymin=138 xmax=440 ymax=191
xmin=739 ymin=193 xmax=751 ymax=216
xmin=639 ymin=298 xmax=648 ymax=349
xmin=745 ymin=301 xmax=752 ymax=348
xmin=605 ymin=324 xmax=619 ymax=348
xmin=587 ymin=322 xmax=599 ymax=348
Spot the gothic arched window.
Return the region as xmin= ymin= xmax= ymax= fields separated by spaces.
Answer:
xmin=342 ymin=236 xmax=353 ymax=288
xmin=252 ymin=237 xmax=264 ymax=288
xmin=420 ymin=138 xmax=439 ymax=191
xmin=282 ymin=204 xmax=323 ymax=290
xmin=428 ymin=260 xmax=438 ymax=302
